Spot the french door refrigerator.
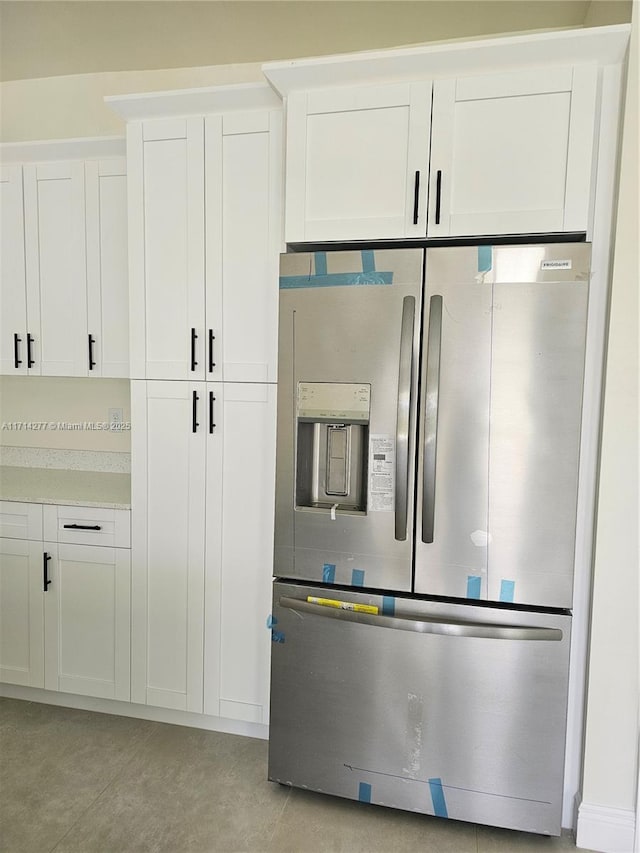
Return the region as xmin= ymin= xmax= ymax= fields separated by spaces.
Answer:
xmin=269 ymin=244 xmax=589 ymax=836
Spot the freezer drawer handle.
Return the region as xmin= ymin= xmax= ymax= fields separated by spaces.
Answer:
xmin=278 ymin=597 xmax=563 ymax=641
xmin=422 ymin=295 xmax=442 ymax=544
xmin=395 ymin=295 xmax=416 ymax=541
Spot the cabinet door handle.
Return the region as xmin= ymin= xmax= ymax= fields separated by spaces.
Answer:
xmin=88 ymin=334 xmax=96 ymax=370
xmin=190 ymin=328 xmax=198 ymax=371
xmin=208 ymin=329 xmax=216 ymax=373
xmin=13 ymin=333 xmax=22 ymax=368
xmin=63 ymin=523 xmax=102 ymax=531
xmin=43 ymin=552 xmax=51 ymax=592
xmin=412 ymin=171 xmax=420 ymax=225
xmin=27 ymin=334 xmax=35 ymax=368
xmin=435 ymin=170 xmax=442 ymax=225
xmin=209 ymin=391 xmax=216 ymax=433
xmin=192 ymin=390 xmax=199 ymax=433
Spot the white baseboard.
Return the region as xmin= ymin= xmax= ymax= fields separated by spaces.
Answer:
xmin=576 ymin=800 xmax=636 ymax=853
xmin=0 ymin=684 xmax=269 ymax=741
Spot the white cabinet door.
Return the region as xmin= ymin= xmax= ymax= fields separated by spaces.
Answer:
xmin=428 ymin=66 xmax=597 ymax=237
xmin=128 ymin=119 xmax=205 ymax=380
xmin=285 ymin=82 xmax=431 ymax=242
xmin=86 ymin=158 xmax=129 ymax=378
xmin=130 ymin=380 xmax=206 ymax=711
xmin=0 ymin=166 xmax=28 ymax=375
xmin=204 ymin=382 xmax=276 ymax=724
xmin=0 ymin=501 xmax=43 ymax=540
xmin=0 ymin=537 xmax=44 ymax=686
xmin=205 ymin=111 xmax=281 ymax=383
xmin=43 ymin=542 xmax=131 ymax=700
xmin=23 ymin=161 xmax=88 ymax=376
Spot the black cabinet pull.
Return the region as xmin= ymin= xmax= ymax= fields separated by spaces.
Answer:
xmin=43 ymin=552 xmax=51 ymax=592
xmin=209 ymin=391 xmax=216 ymax=433
xmin=88 ymin=334 xmax=96 ymax=370
xmin=192 ymin=390 xmax=199 ymax=433
xmin=435 ymin=170 xmax=442 ymax=225
xmin=208 ymin=329 xmax=216 ymax=373
xmin=191 ymin=328 xmax=198 ymax=371
xmin=13 ymin=333 xmax=22 ymax=368
xmin=27 ymin=334 xmax=35 ymax=368
xmin=412 ymin=171 xmax=420 ymax=225
xmin=63 ymin=523 xmax=102 ymax=531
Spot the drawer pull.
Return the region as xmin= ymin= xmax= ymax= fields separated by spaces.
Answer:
xmin=63 ymin=523 xmax=102 ymax=531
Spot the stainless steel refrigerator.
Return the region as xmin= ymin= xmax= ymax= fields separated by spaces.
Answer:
xmin=268 ymin=244 xmax=589 ymax=835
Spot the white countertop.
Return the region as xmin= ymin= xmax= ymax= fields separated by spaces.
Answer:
xmin=0 ymin=466 xmax=131 ymax=509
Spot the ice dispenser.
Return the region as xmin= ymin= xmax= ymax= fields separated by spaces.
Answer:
xmin=295 ymin=382 xmax=370 ymax=514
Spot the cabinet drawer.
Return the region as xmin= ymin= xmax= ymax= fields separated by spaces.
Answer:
xmin=0 ymin=501 xmax=43 ymax=540
xmin=43 ymin=505 xmax=130 ymax=548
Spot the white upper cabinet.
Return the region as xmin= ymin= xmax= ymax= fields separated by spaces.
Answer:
xmin=0 ymin=140 xmax=129 ymax=378
xmin=0 ymin=166 xmax=28 ymax=375
xmin=206 ymin=111 xmax=281 ymax=383
xmin=428 ymin=67 xmax=597 ymax=238
xmin=118 ymin=85 xmax=282 ymax=383
xmin=128 ymin=117 xmax=205 ymax=381
xmin=285 ymin=82 xmax=431 ymax=243
xmin=23 ymin=161 xmax=87 ymax=376
xmin=263 ymin=26 xmax=630 ymax=244
xmin=85 ymin=158 xmax=130 ymax=377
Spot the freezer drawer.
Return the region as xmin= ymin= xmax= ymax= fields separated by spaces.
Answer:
xmin=269 ymin=581 xmax=571 ymax=836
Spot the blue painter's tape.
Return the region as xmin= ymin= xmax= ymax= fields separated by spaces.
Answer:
xmin=358 ymin=782 xmax=372 ymax=803
xmin=361 ymin=250 xmax=376 ymax=274
xmin=500 ymin=579 xmax=515 ymax=603
xmin=428 ymin=778 xmax=449 ymax=818
xmin=351 ymin=569 xmax=365 ymax=587
xmin=322 ymin=563 xmax=336 ymax=584
xmin=271 ymin=630 xmax=286 ymax=644
xmin=477 ymin=245 xmax=493 ymax=274
xmin=382 ymin=596 xmax=395 ymax=616
xmin=266 ymin=615 xmax=278 ymax=629
xmin=466 ymin=575 xmax=482 ymax=599
xmin=314 ymin=251 xmax=327 ymax=276
xmin=279 ymin=272 xmax=393 ymax=289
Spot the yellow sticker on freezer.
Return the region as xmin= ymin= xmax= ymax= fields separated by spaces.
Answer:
xmin=307 ymin=596 xmax=379 ymax=615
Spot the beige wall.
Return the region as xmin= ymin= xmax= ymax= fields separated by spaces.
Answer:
xmin=581 ymin=0 xmax=639 ymax=814
xmin=0 ymin=377 xmax=131 ymax=451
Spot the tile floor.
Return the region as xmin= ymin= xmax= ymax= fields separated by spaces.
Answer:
xmin=0 ymin=698 xmax=591 ymax=853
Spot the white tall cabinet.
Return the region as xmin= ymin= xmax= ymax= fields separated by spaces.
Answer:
xmin=109 ymin=84 xmax=282 ymax=723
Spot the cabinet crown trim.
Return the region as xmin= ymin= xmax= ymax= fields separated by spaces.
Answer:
xmin=262 ymin=24 xmax=630 ymax=95
xmin=0 ymin=136 xmax=125 ymax=164
xmin=105 ymin=81 xmax=281 ymax=122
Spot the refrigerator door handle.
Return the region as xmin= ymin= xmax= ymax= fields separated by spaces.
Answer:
xmin=279 ymin=597 xmax=563 ymax=641
xmin=422 ymin=294 xmax=443 ymax=544
xmin=395 ymin=295 xmax=416 ymax=541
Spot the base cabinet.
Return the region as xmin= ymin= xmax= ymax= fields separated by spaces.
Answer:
xmin=0 ymin=537 xmax=44 ymax=687
xmin=0 ymin=502 xmax=131 ymax=700
xmin=43 ymin=543 xmax=131 ymax=700
xmin=131 ymin=380 xmax=276 ymax=722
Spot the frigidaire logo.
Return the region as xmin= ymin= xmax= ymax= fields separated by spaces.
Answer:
xmin=541 ymin=260 xmax=572 ymax=270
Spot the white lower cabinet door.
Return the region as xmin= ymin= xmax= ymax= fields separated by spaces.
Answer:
xmin=130 ymin=380 xmax=206 ymax=712
xmin=0 ymin=538 xmax=44 ymax=686
xmin=204 ymin=382 xmax=276 ymax=724
xmin=43 ymin=543 xmax=130 ymax=700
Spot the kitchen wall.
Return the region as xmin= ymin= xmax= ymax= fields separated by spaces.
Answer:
xmin=0 ymin=377 xmax=131 ymax=452
xmin=0 ymin=0 xmax=636 ymax=840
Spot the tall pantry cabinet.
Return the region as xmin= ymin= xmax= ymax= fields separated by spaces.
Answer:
xmin=110 ymin=85 xmax=282 ymax=722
